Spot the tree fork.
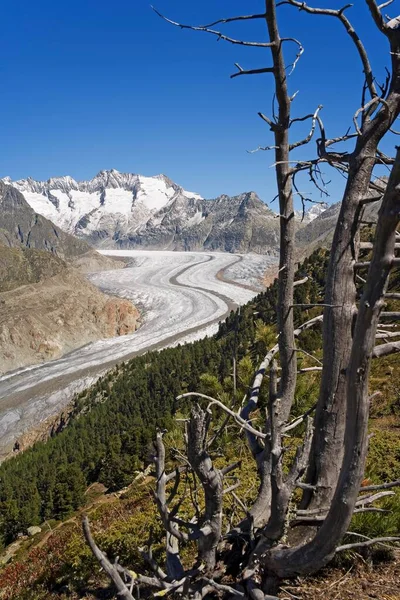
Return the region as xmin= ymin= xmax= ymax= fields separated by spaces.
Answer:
xmin=265 ymin=145 xmax=400 ymax=577
xmin=301 ymin=2 xmax=400 ymax=513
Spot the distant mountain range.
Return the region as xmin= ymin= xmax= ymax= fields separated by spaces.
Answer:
xmin=2 ymin=170 xmax=327 ymax=254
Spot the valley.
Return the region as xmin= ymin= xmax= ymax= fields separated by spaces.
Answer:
xmin=0 ymin=250 xmax=275 ymax=459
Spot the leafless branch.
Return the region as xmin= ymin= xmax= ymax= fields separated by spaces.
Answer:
xmin=200 ymin=14 xmax=267 ymax=28
xmin=353 ymin=97 xmax=388 ymax=134
xmin=375 ymin=330 xmax=400 ymax=338
xmin=231 ymin=64 xmax=275 ymax=79
xmin=221 ymin=461 xmax=242 ymax=476
xmin=375 ymin=311 xmax=400 ymax=319
xmin=151 ymin=6 xmax=275 ymax=47
xmin=355 ymin=259 xmax=400 ymax=269
xmin=294 ymin=276 xmax=309 ymax=287
xmin=359 ymin=479 xmax=400 ymax=492
xmin=283 ymin=403 xmax=317 ymax=433
xmin=281 ymin=0 xmax=378 ymax=99
xmin=202 ymin=577 xmax=245 ymax=598
xmin=373 ymin=341 xmax=400 ymax=357
xmin=258 ymin=111 xmax=279 ymax=130
xmin=336 ymin=536 xmax=400 ymax=552
xmin=248 ymin=144 xmax=279 ymax=154
xmin=152 ymin=432 xmax=187 ymax=580
xmin=378 ymin=0 xmax=394 ymax=10
xmin=290 ymin=105 xmax=323 ymax=150
xmin=356 ymin=490 xmax=395 ymax=506
xmin=178 ymin=392 xmax=268 ymax=440
xmin=83 ymin=517 xmax=146 ymax=598
xmin=365 ymin=0 xmax=390 ymax=33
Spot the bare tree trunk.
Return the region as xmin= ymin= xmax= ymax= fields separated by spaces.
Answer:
xmin=187 ymin=406 xmax=224 ymax=572
xmin=304 ymin=23 xmax=400 ymax=511
xmin=236 ymin=0 xmax=297 ymax=532
xmin=240 ymin=346 xmax=278 ymax=530
xmin=264 ymin=0 xmax=297 ymax=424
xmin=303 ymin=150 xmax=375 ymax=511
xmin=266 ymin=146 xmax=400 ymax=576
xmin=154 ymin=432 xmax=186 ymax=580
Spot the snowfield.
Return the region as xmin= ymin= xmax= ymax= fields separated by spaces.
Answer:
xmin=0 ymin=251 xmax=275 ymax=457
xmin=4 ymin=170 xmax=203 ymax=235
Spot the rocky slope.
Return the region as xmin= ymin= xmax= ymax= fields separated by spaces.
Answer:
xmin=0 ymin=256 xmax=140 ymax=374
xmin=0 ymin=179 xmax=90 ymax=258
xmin=0 ymin=245 xmax=66 ymax=293
xmin=295 ymin=201 xmax=342 ymax=252
xmin=0 ymin=182 xmax=140 ymax=374
xmin=0 ymin=179 xmax=126 ymax=271
xmin=296 ymin=194 xmax=382 ymax=255
xmin=120 ymin=191 xmax=281 ymax=253
xmin=3 ymin=170 xmax=325 ymax=254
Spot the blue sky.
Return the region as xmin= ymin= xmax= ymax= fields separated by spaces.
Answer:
xmin=0 ymin=1 xmax=396 ymax=206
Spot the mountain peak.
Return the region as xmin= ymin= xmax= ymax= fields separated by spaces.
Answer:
xmin=3 ymin=171 xmax=203 ymax=236
xmin=2 ymin=170 xmax=332 ymax=254
xmin=295 ymin=202 xmax=329 ymax=223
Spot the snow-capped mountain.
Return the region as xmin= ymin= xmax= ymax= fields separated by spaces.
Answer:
xmin=2 ymin=170 xmax=202 ymax=240
xmin=1 ymin=170 xmax=278 ymax=253
xmin=0 ymin=179 xmax=90 ymax=259
xmin=295 ymin=202 xmax=329 ymax=223
xmin=2 ymin=170 xmax=329 ymax=253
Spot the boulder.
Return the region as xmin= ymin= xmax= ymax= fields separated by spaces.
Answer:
xmin=27 ymin=526 xmax=42 ymax=537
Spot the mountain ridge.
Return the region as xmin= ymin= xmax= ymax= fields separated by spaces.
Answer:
xmin=2 ymin=170 xmax=327 ymax=253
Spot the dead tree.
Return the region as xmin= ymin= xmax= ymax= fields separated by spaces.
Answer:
xmin=84 ymin=1 xmax=400 ymax=596
xmin=286 ymin=0 xmax=400 ymax=516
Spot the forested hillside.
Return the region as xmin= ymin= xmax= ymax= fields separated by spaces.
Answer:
xmin=1 ymin=245 xmax=398 ymax=544
xmin=0 ymin=245 xmax=399 ymax=599
xmin=0 ymin=249 xmax=328 ymax=546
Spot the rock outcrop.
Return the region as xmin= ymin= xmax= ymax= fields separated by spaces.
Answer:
xmin=0 ymin=265 xmax=139 ymax=374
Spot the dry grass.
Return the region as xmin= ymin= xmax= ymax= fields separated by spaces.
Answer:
xmin=278 ymin=552 xmax=400 ymax=599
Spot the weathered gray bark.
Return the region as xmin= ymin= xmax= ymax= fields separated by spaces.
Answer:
xmin=240 ymin=316 xmax=324 ymax=531
xmin=261 ymin=361 xmax=288 ymax=541
xmin=238 ymin=0 xmax=297 ymax=532
xmin=82 ymin=517 xmax=136 ymax=599
xmin=264 ymin=0 xmax=297 ymax=424
xmin=303 ymin=6 xmax=400 ymax=512
xmin=153 ymin=431 xmax=186 ymax=580
xmin=240 ymin=346 xmax=278 ymax=529
xmin=187 ymin=406 xmax=224 ymax=572
xmin=266 ymin=145 xmax=400 ymax=577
